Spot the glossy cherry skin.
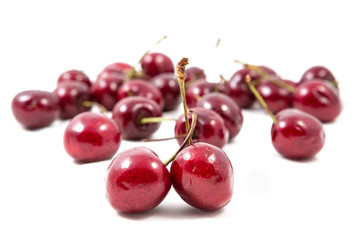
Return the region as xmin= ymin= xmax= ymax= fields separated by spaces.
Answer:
xmin=117 ymin=79 xmax=164 ymax=109
xmin=140 ymin=52 xmax=174 ymax=78
xmin=299 ymin=66 xmax=336 ymax=86
xmin=196 ymin=93 xmax=243 ymax=140
xmin=91 ymin=71 xmax=125 ymax=111
xmin=175 ymin=107 xmax=229 ymax=148
xmin=170 ymin=142 xmax=234 ymax=211
xmin=53 ymin=82 xmax=91 ymax=119
xmin=222 ymin=68 xmax=260 ymax=109
xmin=185 ymin=81 xmax=217 ymax=108
xmin=12 ymin=90 xmax=59 ymax=129
xmin=112 ymin=97 xmax=162 ymax=140
xmin=185 ymin=67 xmax=206 ymax=83
xmin=101 ymin=62 xmax=132 ymax=75
xmin=57 ymin=70 xmax=91 ymax=87
xmin=64 ymin=112 xmax=121 ymax=163
xmin=150 ymin=73 xmax=181 ymax=111
xmin=271 ymin=109 xmax=325 ymax=159
xmin=256 ymin=80 xmax=293 ymax=114
xmin=106 ymin=147 xmax=171 ymax=213
xmin=293 ymin=80 xmax=341 ymax=122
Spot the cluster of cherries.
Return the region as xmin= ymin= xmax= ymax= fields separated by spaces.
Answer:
xmin=11 ymin=43 xmax=341 ymax=214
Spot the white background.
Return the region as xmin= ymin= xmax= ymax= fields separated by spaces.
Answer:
xmin=1 ymin=0 xmax=359 ymax=239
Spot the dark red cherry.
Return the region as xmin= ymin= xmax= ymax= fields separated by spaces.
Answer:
xmin=140 ymin=52 xmax=174 ymax=77
xmin=185 ymin=81 xmax=217 ymax=108
xmin=63 ymin=112 xmax=121 ymax=163
xmin=170 ymin=142 xmax=234 ymax=211
xmin=101 ymin=62 xmax=132 ymax=75
xmin=57 ymin=70 xmax=91 ymax=87
xmin=91 ymin=72 xmax=125 ymax=111
xmin=150 ymin=73 xmax=181 ymax=111
xmin=196 ymin=93 xmax=243 ymax=140
xmin=185 ymin=66 xmax=206 ymax=83
xmin=299 ymin=66 xmax=336 ymax=86
xmin=271 ymin=108 xmax=325 ymax=159
xmin=175 ymin=107 xmax=229 ymax=148
xmin=117 ymin=79 xmax=164 ymax=109
xmin=255 ymin=80 xmax=293 ymax=114
xmin=12 ymin=90 xmax=59 ymax=129
xmin=112 ymin=96 xmax=162 ymax=140
xmin=222 ymin=68 xmax=260 ymax=109
xmin=293 ymin=80 xmax=341 ymax=122
xmin=106 ymin=147 xmax=171 ymax=213
xmin=53 ymin=82 xmax=91 ymax=119
xmin=258 ymin=65 xmax=277 ymax=76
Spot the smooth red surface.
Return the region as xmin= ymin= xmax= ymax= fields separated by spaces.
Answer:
xmin=170 ymin=142 xmax=234 ymax=211
xmin=112 ymin=96 xmax=162 ymax=140
xmin=117 ymin=79 xmax=164 ymax=109
xmin=12 ymin=90 xmax=59 ymax=129
xmin=299 ymin=66 xmax=336 ymax=86
xmin=150 ymin=73 xmax=181 ymax=111
xmin=106 ymin=147 xmax=171 ymax=213
xmin=175 ymin=107 xmax=229 ymax=148
xmin=140 ymin=52 xmax=174 ymax=77
xmin=196 ymin=93 xmax=243 ymax=140
xmin=293 ymin=80 xmax=341 ymax=122
xmin=185 ymin=81 xmax=217 ymax=108
xmin=63 ymin=112 xmax=121 ymax=163
xmin=184 ymin=66 xmax=206 ymax=83
xmin=91 ymin=71 xmax=125 ymax=111
xmin=53 ymin=82 xmax=91 ymax=119
xmin=57 ymin=70 xmax=91 ymax=87
xmin=102 ymin=62 xmax=132 ymax=75
xmin=271 ymin=109 xmax=325 ymax=159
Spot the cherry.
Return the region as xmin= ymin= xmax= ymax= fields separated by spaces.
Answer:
xmin=258 ymin=65 xmax=277 ymax=76
xmin=63 ymin=112 xmax=121 ymax=163
xmin=150 ymin=73 xmax=181 ymax=111
xmin=112 ymin=96 xmax=162 ymax=140
xmin=196 ymin=93 xmax=243 ymax=140
xmin=185 ymin=81 xmax=217 ymax=108
xmin=299 ymin=66 xmax=337 ymax=86
xmin=174 ymin=107 xmax=229 ymax=148
xmin=293 ymin=80 xmax=341 ymax=122
xmin=117 ymin=79 xmax=165 ymax=109
xmin=106 ymin=147 xmax=171 ymax=213
xmin=170 ymin=142 xmax=234 ymax=211
xmin=12 ymin=90 xmax=59 ymax=129
xmin=271 ymin=109 xmax=325 ymax=159
xmin=91 ymin=71 xmax=125 ymax=111
xmin=57 ymin=70 xmax=91 ymax=88
xmin=140 ymin=52 xmax=174 ymax=77
xmin=101 ymin=62 xmax=132 ymax=75
xmin=53 ymin=82 xmax=91 ymax=119
xmin=185 ymin=66 xmax=206 ymax=83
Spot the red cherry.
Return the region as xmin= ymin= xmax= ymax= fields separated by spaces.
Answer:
xmin=258 ymin=65 xmax=277 ymax=76
xmin=175 ymin=107 xmax=229 ymax=148
xmin=117 ymin=79 xmax=164 ymax=109
xmin=106 ymin=147 xmax=171 ymax=213
xmin=196 ymin=93 xmax=243 ymax=140
xmin=185 ymin=66 xmax=206 ymax=83
xmin=12 ymin=90 xmax=59 ymax=129
xmin=150 ymin=73 xmax=181 ymax=111
xmin=53 ymin=82 xmax=91 ymax=119
xmin=185 ymin=81 xmax=217 ymax=108
xmin=91 ymin=72 xmax=125 ymax=111
xmin=140 ymin=52 xmax=174 ymax=77
xmin=112 ymin=96 xmax=162 ymax=140
xmin=170 ymin=142 xmax=234 ymax=211
xmin=101 ymin=62 xmax=132 ymax=75
xmin=57 ymin=70 xmax=91 ymax=87
xmin=271 ymin=109 xmax=325 ymax=159
xmin=299 ymin=66 xmax=336 ymax=86
xmin=293 ymin=80 xmax=341 ymax=122
xmin=63 ymin=112 xmax=121 ymax=163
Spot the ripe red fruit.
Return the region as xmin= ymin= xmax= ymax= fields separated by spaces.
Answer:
xmin=185 ymin=81 xmax=217 ymax=108
xmin=150 ymin=73 xmax=181 ymax=111
xmin=106 ymin=147 xmax=171 ymax=213
xmin=12 ymin=90 xmax=59 ymax=129
xmin=101 ymin=62 xmax=132 ymax=75
xmin=299 ymin=66 xmax=336 ymax=86
xmin=170 ymin=142 xmax=234 ymax=211
xmin=141 ymin=52 xmax=174 ymax=77
xmin=63 ymin=112 xmax=121 ymax=163
xmin=184 ymin=66 xmax=206 ymax=83
xmin=57 ymin=70 xmax=91 ymax=87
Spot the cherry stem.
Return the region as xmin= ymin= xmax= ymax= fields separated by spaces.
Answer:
xmin=216 ymin=38 xmax=221 ymax=48
xmin=176 ymin=57 xmax=193 ymax=145
xmin=141 ymin=133 xmax=187 ymax=142
xmin=140 ymin=117 xmax=176 ymax=125
xmin=245 ymin=75 xmax=278 ymax=124
xmin=215 ymin=74 xmax=227 ymax=92
xmin=164 ymin=111 xmax=197 ymax=166
xmin=81 ymin=101 xmax=108 ymax=114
